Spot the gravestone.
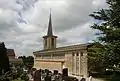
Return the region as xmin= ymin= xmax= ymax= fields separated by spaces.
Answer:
xmin=45 ymin=75 xmax=51 ymax=81
xmin=45 ymin=69 xmax=49 ymax=72
xmin=62 ymin=76 xmax=69 ymax=81
xmin=80 ymin=78 xmax=86 ymax=81
xmin=53 ymin=70 xmax=58 ymax=75
xmin=62 ymin=68 xmax=68 ymax=76
xmin=34 ymin=70 xmax=41 ymax=81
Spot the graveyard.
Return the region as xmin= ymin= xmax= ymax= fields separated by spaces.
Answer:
xmin=33 ymin=68 xmax=79 ymax=81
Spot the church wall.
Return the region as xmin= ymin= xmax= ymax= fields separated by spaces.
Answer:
xmin=64 ymin=50 xmax=88 ymax=77
xmin=81 ymin=52 xmax=88 ymax=77
xmin=34 ymin=60 xmax=41 ymax=69
xmin=34 ymin=50 xmax=88 ymax=77
xmin=34 ymin=60 xmax=63 ymax=72
xmin=72 ymin=51 xmax=80 ymax=76
xmin=65 ymin=52 xmax=73 ymax=75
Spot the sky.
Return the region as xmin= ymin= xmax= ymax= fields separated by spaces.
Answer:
xmin=0 ymin=0 xmax=108 ymax=56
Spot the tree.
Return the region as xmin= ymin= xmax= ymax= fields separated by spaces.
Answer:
xmin=0 ymin=42 xmax=10 ymax=75
xmin=88 ymin=42 xmax=106 ymax=74
xmin=18 ymin=56 xmax=34 ymax=70
xmin=20 ymin=72 xmax=29 ymax=81
xmin=90 ymin=0 xmax=120 ymax=69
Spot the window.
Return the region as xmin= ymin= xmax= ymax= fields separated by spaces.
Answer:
xmin=81 ymin=52 xmax=83 ymax=56
xmin=72 ymin=52 xmax=74 ymax=56
xmin=51 ymin=38 xmax=54 ymax=47
xmin=76 ymin=52 xmax=79 ymax=56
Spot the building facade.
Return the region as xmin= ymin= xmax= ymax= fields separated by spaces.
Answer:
xmin=33 ymin=13 xmax=89 ymax=77
xmin=7 ymin=49 xmax=16 ymax=59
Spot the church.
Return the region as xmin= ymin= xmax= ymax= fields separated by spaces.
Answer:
xmin=33 ymin=13 xmax=90 ymax=77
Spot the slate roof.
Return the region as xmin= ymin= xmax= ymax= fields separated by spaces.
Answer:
xmin=7 ymin=49 xmax=15 ymax=57
xmin=33 ymin=43 xmax=91 ymax=55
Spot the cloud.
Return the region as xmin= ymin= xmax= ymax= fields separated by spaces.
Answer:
xmin=0 ymin=9 xmax=17 ymax=30
xmin=92 ymin=0 xmax=107 ymax=7
xmin=0 ymin=0 xmax=22 ymax=10
xmin=0 ymin=0 xmax=108 ymax=56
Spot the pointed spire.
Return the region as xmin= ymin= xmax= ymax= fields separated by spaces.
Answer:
xmin=47 ymin=9 xmax=53 ymax=36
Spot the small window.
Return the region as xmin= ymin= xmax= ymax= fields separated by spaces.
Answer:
xmin=76 ymin=52 xmax=79 ymax=56
xmin=81 ymin=52 xmax=83 ymax=56
xmin=72 ymin=52 xmax=74 ymax=56
xmin=52 ymin=38 xmax=54 ymax=47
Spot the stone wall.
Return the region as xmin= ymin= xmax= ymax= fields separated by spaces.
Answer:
xmin=65 ymin=52 xmax=73 ymax=75
xmin=34 ymin=60 xmax=63 ymax=73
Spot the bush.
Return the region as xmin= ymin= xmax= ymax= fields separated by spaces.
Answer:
xmin=20 ymin=73 xmax=29 ymax=81
xmin=12 ymin=78 xmax=24 ymax=81
xmin=109 ymin=71 xmax=120 ymax=81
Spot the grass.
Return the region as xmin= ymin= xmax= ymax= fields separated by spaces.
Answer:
xmin=12 ymin=78 xmax=24 ymax=81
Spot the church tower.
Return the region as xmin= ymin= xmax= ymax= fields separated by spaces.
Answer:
xmin=43 ymin=12 xmax=57 ymax=50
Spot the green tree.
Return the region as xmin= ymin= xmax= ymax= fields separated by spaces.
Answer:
xmin=109 ymin=71 xmax=120 ymax=81
xmin=90 ymin=0 xmax=120 ymax=69
xmin=20 ymin=73 xmax=29 ymax=81
xmin=26 ymin=56 xmax=34 ymax=70
xmin=88 ymin=42 xmax=106 ymax=74
xmin=18 ymin=56 xmax=34 ymax=70
xmin=0 ymin=42 xmax=10 ymax=75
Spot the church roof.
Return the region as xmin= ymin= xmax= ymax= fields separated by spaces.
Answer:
xmin=33 ymin=43 xmax=91 ymax=55
xmin=7 ymin=49 xmax=15 ymax=57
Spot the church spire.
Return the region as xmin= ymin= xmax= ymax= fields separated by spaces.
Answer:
xmin=47 ymin=10 xmax=53 ymax=36
xmin=43 ymin=10 xmax=57 ymax=49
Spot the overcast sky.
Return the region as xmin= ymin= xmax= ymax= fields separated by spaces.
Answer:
xmin=0 ymin=0 xmax=108 ymax=56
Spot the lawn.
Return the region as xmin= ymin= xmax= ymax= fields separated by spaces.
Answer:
xmin=12 ymin=78 xmax=24 ymax=81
